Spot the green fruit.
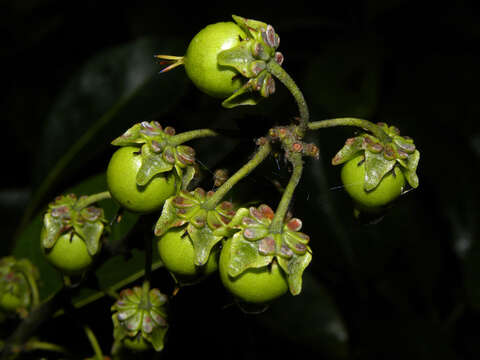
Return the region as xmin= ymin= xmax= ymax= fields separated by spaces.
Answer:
xmin=157 ymin=227 xmax=218 ymax=282
xmin=184 ymin=22 xmax=247 ymax=98
xmin=219 ymin=237 xmax=288 ymax=304
xmin=43 ymin=233 xmax=94 ymax=275
xmin=341 ymin=154 xmax=405 ymax=210
xmin=0 ymin=292 xmax=23 ymax=311
xmin=107 ymin=146 xmax=177 ymax=213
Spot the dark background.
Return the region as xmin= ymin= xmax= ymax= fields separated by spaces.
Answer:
xmin=1 ymin=0 xmax=480 ymax=359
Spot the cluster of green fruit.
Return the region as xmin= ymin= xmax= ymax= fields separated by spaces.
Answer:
xmin=1 ymin=14 xmax=420 ymax=355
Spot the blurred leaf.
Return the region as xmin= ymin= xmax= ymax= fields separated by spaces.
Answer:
xmin=22 ymin=36 xmax=187 ymax=229
xmin=257 ymin=273 xmax=349 ymax=359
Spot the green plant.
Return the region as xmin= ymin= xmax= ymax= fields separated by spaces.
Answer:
xmin=2 ymin=14 xmax=421 ymax=359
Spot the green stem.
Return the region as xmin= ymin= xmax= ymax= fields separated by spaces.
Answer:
xmin=74 ymin=191 xmax=111 ymax=210
xmin=308 ymin=117 xmax=391 ymax=143
xmin=144 ymin=228 xmax=152 ymax=283
xmin=24 ymin=271 xmax=40 ymax=308
xmin=84 ymin=325 xmax=103 ymax=360
xmin=170 ymin=129 xmax=218 ymax=145
xmin=202 ymin=142 xmax=272 ymax=209
xmin=267 ymin=60 xmax=309 ymax=133
xmin=269 ymin=153 xmax=304 ymax=233
xmin=24 ymin=340 xmax=67 ymax=354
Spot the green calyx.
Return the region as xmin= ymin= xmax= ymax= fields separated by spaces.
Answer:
xmin=218 ymin=15 xmax=284 ymax=108
xmin=41 ymin=194 xmax=106 ymax=257
xmin=0 ymin=257 xmax=38 ymax=317
xmin=112 ymin=121 xmax=196 ymax=190
xmin=111 ymin=285 xmax=168 ymax=352
xmin=332 ymin=122 xmax=420 ymax=190
xmin=154 ymin=188 xmax=239 ymax=266
xmin=225 ymin=204 xmax=312 ymax=296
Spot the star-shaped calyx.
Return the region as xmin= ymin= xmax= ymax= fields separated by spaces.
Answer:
xmin=332 ymin=122 xmax=420 ymax=190
xmin=154 ymin=188 xmax=240 ymax=266
xmin=111 ymin=121 xmax=197 ymax=190
xmin=225 ymin=204 xmax=312 ymax=295
xmin=218 ymin=15 xmax=284 ymax=108
xmin=41 ymin=194 xmax=106 ymax=257
xmin=0 ymin=257 xmax=39 ymax=317
xmin=111 ymin=284 xmax=168 ymax=352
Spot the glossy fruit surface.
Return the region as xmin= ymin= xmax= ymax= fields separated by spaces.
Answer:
xmin=184 ymin=22 xmax=246 ymax=98
xmin=43 ymin=233 xmax=93 ymax=275
xmin=157 ymin=227 xmax=218 ymax=281
xmin=341 ymin=154 xmax=405 ymax=209
xmin=219 ymin=237 xmax=288 ymax=304
xmin=106 ymin=146 xmax=177 ymax=213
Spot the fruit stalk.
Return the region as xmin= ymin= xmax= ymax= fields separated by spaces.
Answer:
xmin=73 ymin=191 xmax=112 ymax=210
xmin=308 ymin=117 xmax=391 ymax=144
xmin=202 ymin=142 xmax=272 ymax=209
xmin=170 ymin=128 xmax=218 ymax=145
xmin=84 ymin=324 xmax=103 ymax=360
xmin=269 ymin=152 xmax=303 ymax=233
xmin=266 ymin=60 xmax=309 ymax=133
xmin=24 ymin=270 xmax=40 ymax=308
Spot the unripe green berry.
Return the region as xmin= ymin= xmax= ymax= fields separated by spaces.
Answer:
xmin=157 ymin=227 xmax=219 ymax=283
xmin=341 ymin=154 xmax=405 ymax=210
xmin=43 ymin=232 xmax=93 ymax=275
xmin=106 ymin=146 xmax=177 ymax=213
xmin=219 ymin=237 xmax=288 ymax=304
xmin=184 ymin=22 xmax=247 ymax=98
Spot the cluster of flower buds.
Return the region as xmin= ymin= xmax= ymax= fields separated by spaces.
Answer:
xmin=269 ymin=126 xmax=319 ymax=160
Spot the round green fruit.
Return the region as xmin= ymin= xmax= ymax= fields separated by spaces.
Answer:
xmin=106 ymin=146 xmax=177 ymax=213
xmin=0 ymin=292 xmax=23 ymax=312
xmin=219 ymin=237 xmax=288 ymax=304
xmin=43 ymin=233 xmax=94 ymax=275
xmin=157 ymin=227 xmax=219 ymax=283
xmin=184 ymin=22 xmax=247 ymax=98
xmin=341 ymin=154 xmax=405 ymax=210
